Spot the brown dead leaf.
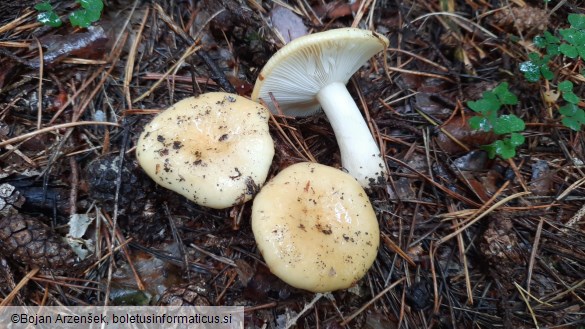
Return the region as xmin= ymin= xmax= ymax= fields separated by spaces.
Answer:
xmin=270 ymin=5 xmax=307 ymax=43
xmin=490 ymin=6 xmax=549 ymax=36
xmin=28 ymin=26 xmax=109 ymax=68
xmin=435 ymin=116 xmax=496 ymax=155
xmin=313 ymin=0 xmax=361 ymax=19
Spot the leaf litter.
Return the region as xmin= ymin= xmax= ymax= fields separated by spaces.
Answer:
xmin=0 ymin=1 xmax=584 ymax=328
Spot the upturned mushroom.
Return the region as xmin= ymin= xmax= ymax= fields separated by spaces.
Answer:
xmin=136 ymin=92 xmax=274 ymax=209
xmin=251 ymin=162 xmax=379 ymax=292
xmin=252 ymin=28 xmax=389 ymax=188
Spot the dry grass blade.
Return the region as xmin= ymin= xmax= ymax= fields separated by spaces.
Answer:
xmin=438 ymin=191 xmax=531 ymax=244
xmin=387 ymin=155 xmax=481 ymax=207
xmin=339 ymin=278 xmax=405 ymax=326
xmin=152 ymin=3 xmax=234 ymax=93
xmin=412 ymin=12 xmax=497 ymax=39
xmin=0 ymin=10 xmax=34 ymax=35
xmin=124 ymin=4 xmax=148 ymax=108
xmin=132 ymin=44 xmax=201 ymax=103
xmin=0 ymin=121 xmax=119 ymax=148
xmin=526 ymin=217 xmax=544 ymax=295
xmin=0 ymin=267 xmax=39 ymax=306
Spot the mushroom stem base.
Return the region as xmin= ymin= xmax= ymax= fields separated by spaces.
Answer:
xmin=317 ymin=81 xmax=387 ymax=187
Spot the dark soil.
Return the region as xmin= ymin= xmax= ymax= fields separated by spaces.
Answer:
xmin=0 ymin=1 xmax=584 ymax=328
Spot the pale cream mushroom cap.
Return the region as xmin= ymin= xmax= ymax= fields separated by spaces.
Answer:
xmin=252 ymin=162 xmax=379 ymax=292
xmin=136 ymin=92 xmax=274 ymax=209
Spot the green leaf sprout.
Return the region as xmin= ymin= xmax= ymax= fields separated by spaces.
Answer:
xmin=35 ymin=0 xmax=104 ymax=28
xmin=467 ymin=83 xmax=525 ymax=160
xmin=35 ymin=2 xmax=62 ymax=27
xmin=520 ymin=13 xmax=585 ymax=131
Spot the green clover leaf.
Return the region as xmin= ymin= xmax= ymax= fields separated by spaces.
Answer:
xmin=534 ymin=35 xmax=546 ymax=48
xmin=508 ymin=133 xmax=525 ymax=147
xmin=467 ymin=83 xmax=524 ymax=159
xmin=560 ymin=104 xmax=585 ymax=131
xmin=35 ymin=2 xmax=62 ymax=27
xmin=35 ymin=0 xmax=103 ymax=28
xmin=493 ymin=115 xmax=525 ymax=135
xmin=493 ymin=82 xmax=518 ymax=105
xmin=34 ymin=1 xmax=53 ymax=11
xmin=469 ymin=116 xmax=492 ymax=132
xmin=543 ymin=31 xmax=560 ymax=45
xmin=562 ymin=117 xmax=581 ymax=131
xmin=568 ymin=14 xmax=585 ymax=30
xmin=468 ymin=91 xmax=500 ymax=114
xmin=520 ymin=54 xmax=553 ymax=82
xmin=558 ymin=80 xmax=574 ymax=92
xmin=483 ymin=139 xmax=516 ymax=159
xmin=560 ymin=43 xmax=578 ymax=58
xmin=519 ymin=60 xmax=541 ymax=82
xmin=563 ymin=91 xmax=580 ymax=104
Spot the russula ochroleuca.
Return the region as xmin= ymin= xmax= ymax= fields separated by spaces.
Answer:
xmin=251 ymin=162 xmax=379 ymax=292
xmin=136 ymin=92 xmax=274 ymax=209
xmin=252 ymin=28 xmax=389 ymax=188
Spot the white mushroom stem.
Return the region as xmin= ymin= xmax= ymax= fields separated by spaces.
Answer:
xmin=316 ymin=81 xmax=387 ymax=187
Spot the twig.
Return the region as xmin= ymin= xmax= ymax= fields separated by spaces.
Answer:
xmin=153 ymin=4 xmax=236 ymax=93
xmin=0 ymin=121 xmax=119 ymax=148
xmin=68 ymin=156 xmax=79 ymax=216
xmin=526 ymin=217 xmax=544 ymax=295
xmin=387 ymin=48 xmax=450 ymax=72
xmin=437 ymin=191 xmax=531 ymax=244
xmin=563 ymin=201 xmax=585 ymax=230
xmin=339 ymin=278 xmax=405 ymax=326
xmin=35 ymin=37 xmax=43 ymax=129
xmin=244 ymin=302 xmax=278 ymax=312
xmin=124 ymin=4 xmax=147 ymax=108
xmin=385 ymin=65 xmax=456 ymax=82
xmin=381 ymin=232 xmax=415 ymax=266
xmin=284 ymin=293 xmax=327 ymax=329
xmin=133 ymin=44 xmax=201 ymax=103
xmin=387 ymin=155 xmax=481 ymax=207
xmin=0 ymin=267 xmax=39 ymax=306
xmin=189 ymin=243 xmax=236 ymax=267
xmin=514 ymin=282 xmax=544 ymax=329
xmin=164 ymin=203 xmax=189 ymax=271
xmin=412 ymin=12 xmax=497 ymax=39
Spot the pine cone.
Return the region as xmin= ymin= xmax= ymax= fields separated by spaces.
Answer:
xmin=0 ymin=214 xmax=87 ymax=274
xmin=0 ymin=183 xmax=25 ymax=216
xmin=490 ymin=6 xmax=549 ymax=36
xmin=157 ymin=284 xmax=211 ymax=306
xmin=85 ymin=154 xmax=151 ymax=214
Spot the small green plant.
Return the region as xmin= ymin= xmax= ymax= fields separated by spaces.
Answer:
xmin=468 ymin=82 xmax=525 ymax=159
xmin=520 ymin=14 xmax=585 ymax=82
xmin=519 ymin=13 xmax=585 ymax=132
xmin=557 ymin=80 xmax=585 ymax=131
xmin=35 ymin=0 xmax=104 ymax=28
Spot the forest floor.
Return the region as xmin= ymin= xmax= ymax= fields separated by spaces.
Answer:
xmin=0 ymin=0 xmax=584 ymax=328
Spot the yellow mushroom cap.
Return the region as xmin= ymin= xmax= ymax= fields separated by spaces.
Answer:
xmin=252 ymin=162 xmax=379 ymax=292
xmin=136 ymin=92 xmax=274 ymax=209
